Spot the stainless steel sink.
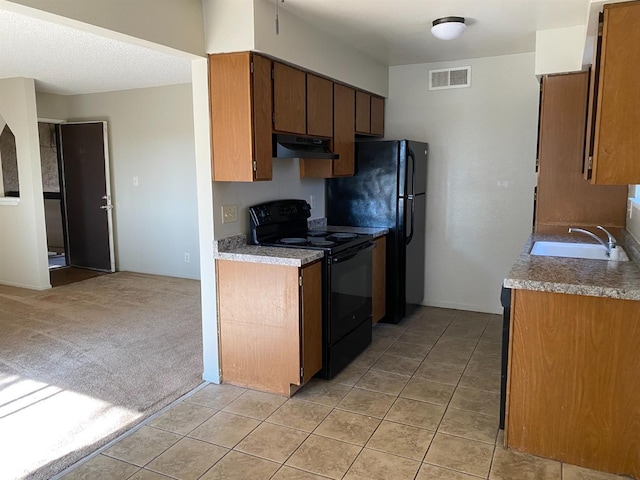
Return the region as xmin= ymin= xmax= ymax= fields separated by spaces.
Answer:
xmin=530 ymin=241 xmax=629 ymax=261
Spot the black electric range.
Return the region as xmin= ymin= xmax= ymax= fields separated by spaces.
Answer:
xmin=249 ymin=199 xmax=374 ymax=378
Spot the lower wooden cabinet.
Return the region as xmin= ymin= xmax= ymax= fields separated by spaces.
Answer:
xmin=372 ymin=236 xmax=386 ymax=324
xmin=216 ymin=259 xmax=322 ymax=396
xmin=507 ymin=289 xmax=640 ymax=478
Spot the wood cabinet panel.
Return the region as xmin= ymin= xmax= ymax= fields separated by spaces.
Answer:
xmin=217 ymin=260 xmax=300 ymax=395
xmin=273 ymin=62 xmax=306 ymax=135
xmin=300 ymin=83 xmax=355 ymax=178
xmin=507 ymin=289 xmax=640 ymax=478
xmin=535 ymin=72 xmax=627 ymax=234
xmin=301 ymin=261 xmax=322 ymax=383
xmin=252 ymin=54 xmax=274 ymax=181
xmin=332 ymin=84 xmax=356 ymax=176
xmin=590 ymin=1 xmax=640 ymax=184
xmin=372 ymin=236 xmax=386 ymax=324
xmin=370 ymin=96 xmax=385 ymax=137
xmin=209 ymin=52 xmax=272 ymax=182
xmin=355 ymin=90 xmax=371 ymax=134
xmin=306 ymin=74 xmax=333 ymax=138
xmin=216 ymin=260 xmax=322 ymax=396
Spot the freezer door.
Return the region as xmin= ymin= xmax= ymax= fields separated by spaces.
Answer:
xmin=407 ymin=141 xmax=428 ymax=195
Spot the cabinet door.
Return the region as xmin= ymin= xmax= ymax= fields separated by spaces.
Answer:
xmin=300 ymin=261 xmax=322 ymax=383
xmin=307 ymin=74 xmax=333 ymax=138
xmin=535 ymin=72 xmax=627 ymax=234
xmin=332 ymin=84 xmax=356 ymax=176
xmin=273 ymin=62 xmax=306 ymax=135
xmin=216 ymin=260 xmax=300 ymax=396
xmin=355 ymin=90 xmax=371 ymax=134
xmin=370 ymin=96 xmax=385 ymax=137
xmin=210 ymin=53 xmax=259 ymax=181
xmin=372 ymin=236 xmax=386 ymax=324
xmin=590 ymin=2 xmax=640 ymax=184
xmin=252 ymin=54 xmax=274 ymax=181
xmin=209 ymin=52 xmax=272 ymax=182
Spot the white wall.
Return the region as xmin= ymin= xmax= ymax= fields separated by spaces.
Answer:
xmin=202 ymin=0 xmax=389 ymax=97
xmin=535 ymin=26 xmax=585 ymax=75
xmin=37 ymin=85 xmax=201 ymax=280
xmin=386 ymin=53 xmax=539 ymax=314
xmin=6 ymin=0 xmax=205 ymax=56
xmin=0 ymin=78 xmax=50 ymax=289
xmin=252 ymin=0 xmax=389 ymax=96
xmin=203 ymin=0 xmax=255 ymax=54
xmin=213 ymin=160 xmax=325 ymax=239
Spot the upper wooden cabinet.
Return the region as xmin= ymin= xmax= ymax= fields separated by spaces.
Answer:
xmin=370 ymin=95 xmax=385 ymax=136
xmin=209 ymin=51 xmax=385 ymax=181
xmin=306 ymin=74 xmax=333 ymax=138
xmin=300 ymin=83 xmax=355 ymax=178
xmin=585 ymin=1 xmax=640 ymax=184
xmin=273 ymin=62 xmax=306 ymax=135
xmin=535 ymin=72 xmax=627 ymax=234
xmin=355 ymin=90 xmax=371 ymax=134
xmin=355 ymin=90 xmax=385 ymax=136
xmin=209 ymin=52 xmax=272 ymax=182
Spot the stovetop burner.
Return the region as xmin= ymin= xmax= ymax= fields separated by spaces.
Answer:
xmin=280 ymin=237 xmax=309 ymax=245
xmin=328 ymin=232 xmax=358 ymax=240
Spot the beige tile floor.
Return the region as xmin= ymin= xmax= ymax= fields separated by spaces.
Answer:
xmin=61 ymin=307 xmax=629 ymax=480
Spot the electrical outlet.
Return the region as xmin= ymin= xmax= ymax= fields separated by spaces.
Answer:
xmin=133 ymin=176 xmax=139 ymax=187
xmin=184 ymin=252 xmax=190 ymax=263
xmin=222 ymin=205 xmax=238 ymax=224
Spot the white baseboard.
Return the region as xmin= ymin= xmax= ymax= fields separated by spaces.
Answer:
xmin=0 ymin=280 xmax=51 ymax=290
xmin=421 ymin=299 xmax=502 ymax=315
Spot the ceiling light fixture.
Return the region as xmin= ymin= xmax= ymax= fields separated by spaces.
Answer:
xmin=431 ymin=16 xmax=467 ymax=40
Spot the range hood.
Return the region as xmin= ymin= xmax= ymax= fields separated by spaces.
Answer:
xmin=273 ymin=134 xmax=339 ymax=159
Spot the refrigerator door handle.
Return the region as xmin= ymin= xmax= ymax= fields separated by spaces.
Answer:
xmin=406 ymin=149 xmax=416 ymax=244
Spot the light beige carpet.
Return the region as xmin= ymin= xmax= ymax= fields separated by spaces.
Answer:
xmin=0 ymin=272 xmax=203 ymax=480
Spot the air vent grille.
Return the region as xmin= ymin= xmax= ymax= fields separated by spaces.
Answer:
xmin=429 ymin=66 xmax=471 ymax=90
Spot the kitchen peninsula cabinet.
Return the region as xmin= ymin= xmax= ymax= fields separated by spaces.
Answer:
xmin=585 ymin=0 xmax=640 ymax=184
xmin=506 ymin=289 xmax=640 ymax=478
xmin=535 ymin=71 xmax=627 ymax=234
xmin=216 ymin=259 xmax=322 ymax=396
xmin=372 ymin=235 xmax=386 ymax=324
xmin=300 ymin=83 xmax=355 ymax=178
xmin=209 ymin=52 xmax=272 ymax=182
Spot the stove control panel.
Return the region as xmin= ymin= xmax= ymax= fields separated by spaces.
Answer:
xmin=249 ymin=199 xmax=311 ymax=227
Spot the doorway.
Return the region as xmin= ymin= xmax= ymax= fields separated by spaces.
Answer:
xmin=40 ymin=121 xmax=115 ymax=284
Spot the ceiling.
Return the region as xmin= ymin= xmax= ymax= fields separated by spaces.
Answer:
xmin=0 ymin=6 xmax=195 ymax=96
xmin=0 ymin=1 xmax=592 ymax=96
xmin=279 ymin=0 xmax=590 ymax=65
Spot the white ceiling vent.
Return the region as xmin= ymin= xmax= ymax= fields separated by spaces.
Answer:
xmin=428 ymin=66 xmax=471 ymax=90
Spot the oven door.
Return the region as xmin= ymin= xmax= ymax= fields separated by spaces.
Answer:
xmin=327 ymin=242 xmax=375 ymax=345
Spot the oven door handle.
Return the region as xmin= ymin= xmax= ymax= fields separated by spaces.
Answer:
xmin=331 ymin=242 xmax=376 ymax=264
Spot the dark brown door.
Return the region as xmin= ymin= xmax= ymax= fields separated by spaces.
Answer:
xmin=60 ymin=122 xmax=114 ymax=272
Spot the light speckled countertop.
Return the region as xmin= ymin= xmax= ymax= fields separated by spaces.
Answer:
xmin=213 ymin=220 xmax=388 ymax=267
xmin=504 ymin=231 xmax=640 ymax=300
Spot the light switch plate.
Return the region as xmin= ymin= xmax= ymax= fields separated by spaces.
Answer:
xmin=222 ymin=205 xmax=238 ymax=224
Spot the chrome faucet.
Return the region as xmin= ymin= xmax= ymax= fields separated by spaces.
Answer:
xmin=568 ymin=225 xmax=617 ymax=256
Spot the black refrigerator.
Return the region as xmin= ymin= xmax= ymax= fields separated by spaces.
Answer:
xmin=327 ymin=139 xmax=428 ymax=323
